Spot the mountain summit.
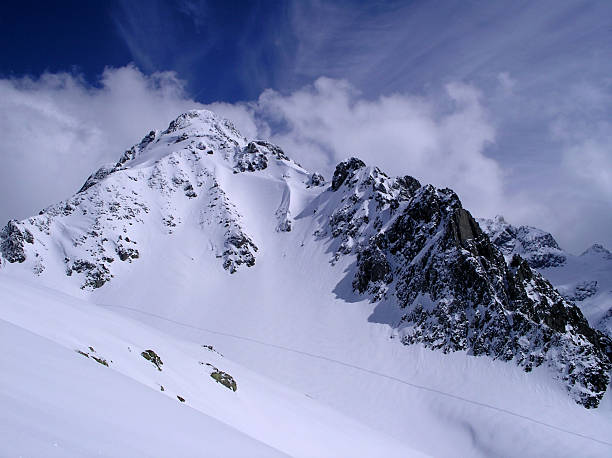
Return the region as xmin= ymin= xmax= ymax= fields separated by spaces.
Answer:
xmin=1 ymin=110 xmax=611 ymax=409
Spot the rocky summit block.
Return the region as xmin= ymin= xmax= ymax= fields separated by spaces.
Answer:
xmin=141 ymin=349 xmax=163 ymax=371
xmin=322 ymin=158 xmax=612 ymax=408
xmin=0 ymin=220 xmax=34 ymax=263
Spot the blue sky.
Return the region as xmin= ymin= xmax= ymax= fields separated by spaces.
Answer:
xmin=0 ymin=0 xmax=293 ymax=102
xmin=1 ymin=0 xmax=611 ymax=252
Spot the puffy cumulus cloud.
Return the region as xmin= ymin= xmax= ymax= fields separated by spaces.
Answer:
xmin=0 ymin=65 xmax=205 ymax=223
xmin=0 ymin=69 xmax=503 ymax=233
xmin=251 ymin=77 xmax=502 ymax=217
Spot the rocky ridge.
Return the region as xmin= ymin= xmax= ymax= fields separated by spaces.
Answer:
xmin=479 ymin=216 xmax=612 ymax=342
xmin=311 ymin=159 xmax=611 ymax=408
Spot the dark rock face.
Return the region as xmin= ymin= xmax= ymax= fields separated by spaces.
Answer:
xmin=0 ymin=220 xmax=34 ymax=263
xmin=354 ymin=246 xmax=392 ymax=297
xmin=234 ymin=141 xmax=293 ymax=173
xmin=116 ymin=146 xmax=138 ymax=168
xmin=234 ymin=142 xmax=269 ymax=173
xmin=139 ymin=130 xmax=157 ymax=149
xmin=331 ymin=158 xmax=366 ymax=191
xmin=276 ymin=218 xmax=292 ymax=233
xmin=78 ymin=164 xmax=117 ymax=193
xmin=141 ymin=349 xmax=163 ymax=371
xmin=564 ymin=280 xmax=598 ymax=302
xmin=66 ymin=259 xmax=112 ymax=289
xmin=209 ymin=365 xmax=238 ymax=391
xmin=395 ymin=176 xmax=421 ymax=197
xmin=183 ymin=183 xmax=197 ymax=198
xmin=308 ymin=173 xmax=326 ymax=187
xmin=116 ymin=244 xmax=139 ymax=262
xmin=223 ymin=234 xmax=258 ymax=274
xmin=529 ymin=253 xmax=567 ymax=269
xmin=321 ymin=161 xmax=611 ymax=408
xmin=253 ymin=141 xmax=289 ymax=161
xmin=451 ymin=208 xmax=480 ymax=244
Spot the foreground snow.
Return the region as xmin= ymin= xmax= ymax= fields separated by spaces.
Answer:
xmin=2 ymin=270 xmax=612 ymax=456
xmin=0 ymin=276 xmax=422 ymax=458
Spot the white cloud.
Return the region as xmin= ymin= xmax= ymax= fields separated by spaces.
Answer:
xmin=563 ymin=139 xmax=612 ymax=201
xmin=249 ymin=77 xmax=502 ymax=216
xmin=0 ymin=68 xmax=513 ymax=239
xmin=0 ymin=65 xmax=205 ymax=223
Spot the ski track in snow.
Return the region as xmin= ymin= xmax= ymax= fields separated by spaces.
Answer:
xmin=96 ymin=301 xmax=612 ymax=448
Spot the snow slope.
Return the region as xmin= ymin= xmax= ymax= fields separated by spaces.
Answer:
xmin=2 ymin=110 xmax=612 ymax=456
xmin=0 ymin=321 xmax=287 ymax=458
xmin=0 ymin=275 xmax=421 ymax=458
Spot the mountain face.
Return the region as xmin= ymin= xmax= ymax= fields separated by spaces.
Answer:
xmin=479 ymin=216 xmax=612 ymax=342
xmin=1 ymin=109 xmax=610 ymax=409
xmin=478 ymin=215 xmax=567 ymax=269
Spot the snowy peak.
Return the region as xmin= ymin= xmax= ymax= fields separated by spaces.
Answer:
xmin=78 ymin=110 xmax=245 ymax=193
xmin=581 ymin=243 xmax=612 ymax=260
xmin=0 ymin=110 xmax=322 ymax=288
xmin=478 ymin=215 xmax=567 ymax=268
xmin=161 ymin=109 xmax=246 ymax=152
xmin=330 ymin=157 xmax=420 ymax=197
xmin=331 ymin=157 xmax=367 ymax=191
xmin=79 ymin=109 xmax=314 ymax=194
xmin=116 ymin=109 xmax=248 ymax=169
xmin=310 ymin=157 xmax=422 ymax=263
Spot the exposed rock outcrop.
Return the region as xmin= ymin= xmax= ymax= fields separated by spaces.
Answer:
xmin=318 ymin=158 xmax=611 ymax=408
xmin=0 ymin=220 xmax=34 ymax=263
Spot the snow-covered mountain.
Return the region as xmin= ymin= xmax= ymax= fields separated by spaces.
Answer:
xmin=479 ymin=215 xmax=612 ymax=341
xmin=478 ymin=215 xmax=567 ymax=269
xmin=2 ymin=110 xmax=612 ymax=456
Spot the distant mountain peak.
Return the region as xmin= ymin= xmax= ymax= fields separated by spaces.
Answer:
xmin=478 ymin=215 xmax=566 ymax=269
xmin=581 ymin=243 xmax=612 ymax=259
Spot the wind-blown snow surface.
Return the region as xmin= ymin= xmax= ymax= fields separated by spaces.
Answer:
xmin=1 ymin=110 xmax=612 ymax=456
xmin=0 ymin=276 xmax=419 ymax=458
